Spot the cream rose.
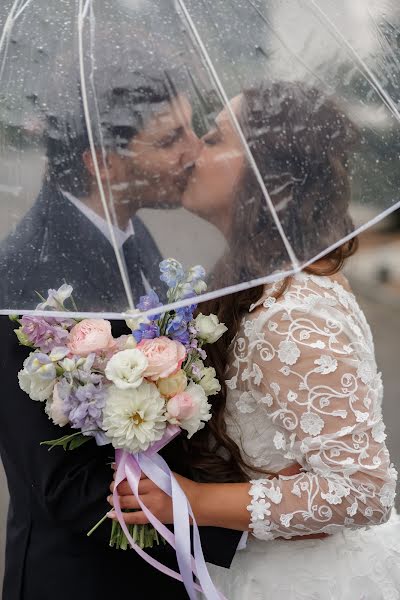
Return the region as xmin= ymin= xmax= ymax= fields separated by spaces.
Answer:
xmin=68 ymin=319 xmax=116 ymax=357
xmin=138 ymin=337 xmax=186 ymax=381
xmin=199 ymin=367 xmax=221 ymax=396
xmin=194 ymin=313 xmax=227 ymax=344
xmin=157 ymin=370 xmax=187 ymax=399
xmin=105 ymin=349 xmax=148 ymax=389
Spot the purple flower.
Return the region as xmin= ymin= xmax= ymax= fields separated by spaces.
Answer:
xmin=166 ymin=313 xmax=190 ymax=346
xmin=132 ymin=322 xmax=160 ymax=344
xmin=137 ymin=290 xmax=162 ymax=314
xmin=63 ymin=382 xmax=107 ymax=445
xmin=21 ymin=316 xmax=69 ymax=353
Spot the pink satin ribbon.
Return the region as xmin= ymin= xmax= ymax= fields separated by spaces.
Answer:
xmin=112 ymin=426 xmax=226 ymax=600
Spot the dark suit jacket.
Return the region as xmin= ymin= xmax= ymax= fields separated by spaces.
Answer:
xmin=0 ymin=187 xmax=241 ymax=599
xmin=0 ymin=183 xmax=163 ymax=311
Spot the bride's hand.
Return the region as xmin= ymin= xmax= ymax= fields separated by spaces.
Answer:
xmin=107 ymin=472 xmax=198 ymax=525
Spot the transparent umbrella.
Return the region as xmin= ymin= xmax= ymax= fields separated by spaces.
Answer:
xmin=0 ymin=0 xmax=399 ymax=318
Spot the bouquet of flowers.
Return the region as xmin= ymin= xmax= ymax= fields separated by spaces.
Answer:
xmin=13 ymin=259 xmax=227 ymax=553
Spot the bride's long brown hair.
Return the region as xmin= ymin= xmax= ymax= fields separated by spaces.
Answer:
xmin=185 ymin=82 xmax=359 ymax=482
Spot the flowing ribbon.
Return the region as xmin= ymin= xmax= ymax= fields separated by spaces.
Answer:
xmin=113 ymin=426 xmax=226 ymax=600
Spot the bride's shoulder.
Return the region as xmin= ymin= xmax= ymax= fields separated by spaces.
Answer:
xmin=248 ymin=271 xmax=357 ymax=317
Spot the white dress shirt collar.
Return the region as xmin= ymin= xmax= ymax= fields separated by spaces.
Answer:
xmin=62 ymin=189 xmax=134 ymax=249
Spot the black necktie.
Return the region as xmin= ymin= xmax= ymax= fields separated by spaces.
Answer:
xmin=122 ymin=234 xmax=146 ymax=304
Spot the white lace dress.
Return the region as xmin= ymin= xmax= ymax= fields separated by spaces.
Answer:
xmin=206 ymin=273 xmax=400 ymax=600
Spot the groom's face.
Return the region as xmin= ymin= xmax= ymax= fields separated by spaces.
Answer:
xmin=117 ymin=94 xmax=203 ymax=209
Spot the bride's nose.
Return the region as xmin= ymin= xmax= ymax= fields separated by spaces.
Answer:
xmin=181 ymin=130 xmax=204 ymax=166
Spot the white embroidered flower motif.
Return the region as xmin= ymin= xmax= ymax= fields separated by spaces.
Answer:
xmin=273 ymin=431 xmax=286 ymax=451
xmin=291 ymin=483 xmax=301 ymax=497
xmin=357 ymin=360 xmax=375 ymax=384
xmin=249 ymin=520 xmax=274 ymax=541
xmin=236 ymin=391 xmax=257 ymax=414
xmin=321 ymin=480 xmax=350 ymax=505
xmin=355 ymin=410 xmax=369 ymax=423
xmin=226 ymin=375 xmax=237 ymax=390
xmin=247 ymin=499 xmax=271 ymax=521
xmin=263 ymin=296 xmax=276 ymax=309
xmin=241 ymin=363 xmax=263 ymax=386
xmin=260 ymin=394 xmax=273 ymax=407
xmin=300 ymin=411 xmax=324 ymax=436
xmin=265 ymin=482 xmax=283 ymax=504
xmin=280 ymin=513 xmax=294 ymax=528
xmin=314 ymin=355 xmax=338 ymax=375
xmin=244 ymin=320 xmax=256 ymax=337
xmin=371 ymin=420 xmax=387 ymax=443
xmin=379 ymin=482 xmax=396 ymax=508
xmin=270 ymin=382 xmax=281 ymax=396
xmin=277 ymin=340 xmax=301 ymax=365
xmin=346 ymin=501 xmax=358 ymax=517
xmin=249 ymin=479 xmax=269 ymax=501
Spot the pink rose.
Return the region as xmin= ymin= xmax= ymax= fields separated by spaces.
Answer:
xmin=68 ymin=319 xmax=116 ymax=357
xmin=166 ymin=392 xmax=196 ymax=422
xmin=138 ymin=337 xmax=186 ymax=381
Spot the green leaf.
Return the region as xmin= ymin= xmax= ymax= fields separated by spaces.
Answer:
xmin=41 ymin=432 xmax=93 ymax=452
xmin=14 ymin=328 xmax=34 ymax=348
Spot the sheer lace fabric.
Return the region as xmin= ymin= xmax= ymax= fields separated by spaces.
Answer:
xmin=224 ymin=272 xmax=397 ymax=541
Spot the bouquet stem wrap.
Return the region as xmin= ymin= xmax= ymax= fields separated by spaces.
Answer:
xmin=113 ymin=428 xmax=226 ymax=600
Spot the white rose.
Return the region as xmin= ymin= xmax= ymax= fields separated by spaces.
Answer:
xmin=125 ymin=309 xmax=150 ymax=332
xmin=103 ymin=382 xmax=167 ymax=453
xmin=105 ymin=349 xmax=148 ymax=390
xmin=199 ymin=367 xmax=221 ymax=396
xmin=45 ymin=382 xmax=70 ymax=427
xmin=173 ymin=382 xmax=212 ymax=438
xmin=18 ymin=369 xmax=56 ymax=402
xmin=194 ymin=314 xmax=227 ymax=344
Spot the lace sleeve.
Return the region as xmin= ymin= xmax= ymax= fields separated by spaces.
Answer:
xmin=241 ymin=277 xmax=397 ymax=540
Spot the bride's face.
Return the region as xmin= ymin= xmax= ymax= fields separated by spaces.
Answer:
xmin=182 ymin=95 xmax=246 ymax=227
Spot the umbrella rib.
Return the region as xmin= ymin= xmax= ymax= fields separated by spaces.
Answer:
xmin=14 ymin=0 xmax=35 ymax=20
xmin=0 ymin=0 xmax=24 ymax=82
xmin=174 ymin=0 xmax=299 ymax=271
xmin=300 ymin=198 xmax=400 ymax=273
xmin=77 ymin=0 xmax=135 ymax=311
xmin=305 ymin=0 xmax=400 ymax=125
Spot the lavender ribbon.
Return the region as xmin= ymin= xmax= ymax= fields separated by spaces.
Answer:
xmin=113 ymin=427 xmax=226 ymax=600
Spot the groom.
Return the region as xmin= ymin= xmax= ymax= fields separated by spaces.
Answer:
xmin=0 ymin=62 xmax=242 ymax=599
xmin=0 ymin=64 xmax=203 ymax=311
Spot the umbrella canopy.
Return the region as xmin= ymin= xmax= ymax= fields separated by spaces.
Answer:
xmin=0 ymin=0 xmax=399 ymax=317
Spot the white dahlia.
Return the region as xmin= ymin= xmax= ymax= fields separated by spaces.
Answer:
xmin=103 ymin=381 xmax=167 ymax=453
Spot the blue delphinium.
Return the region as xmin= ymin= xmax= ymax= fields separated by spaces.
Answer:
xmin=159 ymin=259 xmax=185 ymax=288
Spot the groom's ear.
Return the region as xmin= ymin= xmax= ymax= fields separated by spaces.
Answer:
xmin=82 ymin=148 xmax=112 ymax=183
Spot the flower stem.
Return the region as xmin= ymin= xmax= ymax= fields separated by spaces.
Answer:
xmin=87 ymin=512 xmax=109 ymax=537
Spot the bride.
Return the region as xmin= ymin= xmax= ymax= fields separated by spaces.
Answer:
xmin=110 ymin=82 xmax=400 ymax=599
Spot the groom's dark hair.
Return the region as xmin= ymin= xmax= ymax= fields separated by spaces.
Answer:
xmin=46 ymin=64 xmax=186 ymax=196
